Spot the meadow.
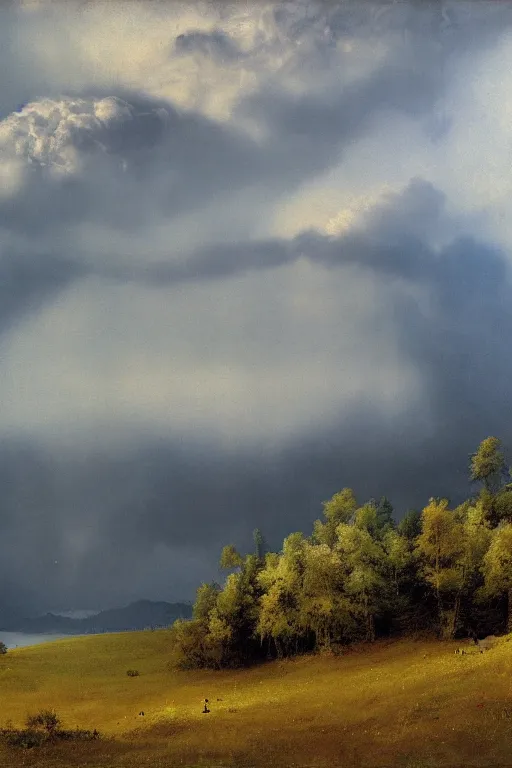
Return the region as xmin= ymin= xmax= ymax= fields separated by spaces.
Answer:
xmin=1 ymin=630 xmax=512 ymax=768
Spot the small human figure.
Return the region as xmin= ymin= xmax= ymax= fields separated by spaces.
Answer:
xmin=203 ymin=699 xmax=210 ymax=714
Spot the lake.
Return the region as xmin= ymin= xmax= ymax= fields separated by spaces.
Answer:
xmin=0 ymin=632 xmax=76 ymax=649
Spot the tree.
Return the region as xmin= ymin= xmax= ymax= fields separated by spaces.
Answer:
xmin=397 ymin=509 xmax=422 ymax=540
xmin=211 ymin=549 xmax=267 ymax=667
xmin=323 ymin=488 xmax=357 ymax=524
xmin=415 ymin=498 xmax=465 ymax=638
xmin=382 ymin=524 xmax=427 ymax=635
xmin=206 ymin=609 xmax=233 ymax=668
xmin=171 ymin=581 xmax=222 ymax=668
xmin=0 ymin=641 xmax=6 ymax=655
xmin=470 ymin=437 xmax=507 ymax=494
xmin=257 ymin=533 xmax=307 ymax=657
xmin=170 ymin=618 xmax=213 ymax=669
xmin=253 ymin=528 xmax=267 ymax=561
xmin=299 ymin=541 xmax=353 ymax=649
xmin=335 ymin=523 xmax=387 ymax=642
xmin=383 ymin=529 xmax=415 ymax=597
xmin=450 ymin=501 xmax=492 ymax=636
xmin=353 ymin=498 xmax=395 ymax=539
xmin=353 ymin=502 xmax=380 ymax=539
xmin=219 ymin=544 xmax=243 ymax=570
xmin=193 ymin=582 xmax=221 ymax=622
xmin=493 ymin=487 xmax=512 ymax=526
xmin=481 ymin=523 xmax=512 ymax=633
xmin=376 ymin=496 xmax=396 ymax=534
xmin=312 ymin=488 xmax=357 ymax=548
xmin=211 ymin=572 xmax=247 ymax=666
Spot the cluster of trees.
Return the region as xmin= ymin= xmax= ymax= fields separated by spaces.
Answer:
xmin=170 ymin=437 xmax=512 ymax=669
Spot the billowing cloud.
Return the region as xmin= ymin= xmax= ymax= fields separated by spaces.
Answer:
xmin=1 ymin=1 xmax=512 ymax=615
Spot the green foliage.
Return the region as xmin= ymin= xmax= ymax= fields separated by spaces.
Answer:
xmin=376 ymin=496 xmax=396 ymax=533
xmin=481 ymin=524 xmax=512 ymax=595
xmin=323 ymin=488 xmax=357 ymax=524
xmin=414 ymin=498 xmax=491 ymax=638
xmin=301 ymin=540 xmax=358 ymax=647
xmin=193 ymin=581 xmax=221 ymax=622
xmin=415 ymin=500 xmax=462 ymax=582
xmin=257 ymin=533 xmax=307 ymax=656
xmin=170 ymin=618 xmax=215 ymax=669
xmin=383 ymin=528 xmax=415 ymax=596
xmin=353 ymin=498 xmax=395 ymax=540
xmin=398 ymin=509 xmax=422 ymax=540
xmin=312 ymin=488 xmax=357 ymax=547
xmin=354 ymin=502 xmax=379 ymax=537
xmin=494 ymin=487 xmax=512 ymax=525
xmin=219 ymin=544 xmax=243 ymax=570
xmin=0 ymin=642 xmax=7 ymax=655
xmin=253 ymin=528 xmax=267 ymax=560
xmin=481 ymin=523 xmax=512 ymax=632
xmin=335 ymin=523 xmax=387 ymax=641
xmin=470 ymin=436 xmax=507 ymax=494
xmin=173 ymin=548 xmax=266 ymax=668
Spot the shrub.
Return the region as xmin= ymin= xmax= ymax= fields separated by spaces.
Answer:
xmin=26 ymin=709 xmax=60 ymax=735
xmin=169 ymin=618 xmax=221 ymax=670
xmin=0 ymin=642 xmax=7 ymax=655
xmin=26 ymin=710 xmax=60 ymax=737
xmin=318 ymin=642 xmax=345 ymax=657
xmin=55 ymin=727 xmax=100 ymax=741
xmin=126 ymin=669 xmax=140 ymax=677
xmin=0 ymin=728 xmax=47 ymax=749
xmin=0 ymin=713 xmax=101 ymax=750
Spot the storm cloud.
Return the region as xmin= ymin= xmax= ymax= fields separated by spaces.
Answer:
xmin=1 ymin=0 xmax=512 ymax=616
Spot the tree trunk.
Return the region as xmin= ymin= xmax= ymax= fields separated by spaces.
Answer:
xmin=451 ymin=593 xmax=461 ymax=640
xmin=436 ymin=584 xmax=444 ymax=638
xmin=368 ymin=613 xmax=375 ymax=642
xmin=364 ymin=594 xmax=375 ymax=643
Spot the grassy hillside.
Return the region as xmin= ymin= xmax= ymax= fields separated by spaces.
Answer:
xmin=1 ymin=631 xmax=512 ymax=767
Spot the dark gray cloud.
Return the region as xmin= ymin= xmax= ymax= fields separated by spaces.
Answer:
xmin=96 ymin=178 xmax=447 ymax=286
xmin=0 ymin=250 xmax=85 ymax=333
xmin=2 ymin=176 xmax=512 ymax=614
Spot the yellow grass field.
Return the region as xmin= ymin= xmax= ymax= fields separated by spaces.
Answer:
xmin=1 ymin=630 xmax=512 ymax=768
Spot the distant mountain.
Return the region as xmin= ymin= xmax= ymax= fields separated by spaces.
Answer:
xmin=0 ymin=600 xmax=193 ymax=634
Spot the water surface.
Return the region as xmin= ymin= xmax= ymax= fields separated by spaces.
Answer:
xmin=0 ymin=632 xmax=75 ymax=649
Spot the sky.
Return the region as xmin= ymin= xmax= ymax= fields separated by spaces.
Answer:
xmin=1 ymin=0 xmax=512 ymax=615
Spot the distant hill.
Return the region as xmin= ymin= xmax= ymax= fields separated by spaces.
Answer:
xmin=0 ymin=600 xmax=193 ymax=634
